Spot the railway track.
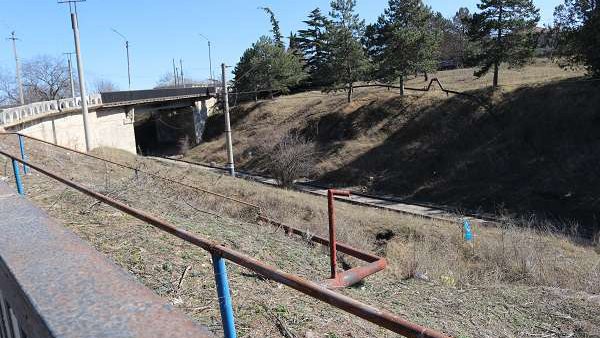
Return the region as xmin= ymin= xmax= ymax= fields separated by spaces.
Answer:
xmin=151 ymin=156 xmax=498 ymax=227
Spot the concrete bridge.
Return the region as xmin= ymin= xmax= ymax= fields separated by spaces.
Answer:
xmin=0 ymin=87 xmax=218 ymax=154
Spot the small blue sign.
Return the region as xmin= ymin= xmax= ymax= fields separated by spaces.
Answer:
xmin=463 ymin=219 xmax=473 ymax=242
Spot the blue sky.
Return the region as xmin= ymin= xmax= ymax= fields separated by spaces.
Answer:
xmin=0 ymin=0 xmax=562 ymax=90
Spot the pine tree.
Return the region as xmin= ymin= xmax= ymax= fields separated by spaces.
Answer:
xmin=468 ymin=0 xmax=540 ymax=88
xmin=452 ymin=8 xmax=474 ymax=67
xmin=260 ymin=7 xmax=285 ymax=48
xmin=326 ymin=0 xmax=371 ymax=102
xmin=233 ymin=36 xmax=306 ymax=99
xmin=232 ymin=44 xmax=260 ymax=98
xmin=297 ymin=8 xmax=332 ymax=87
xmin=554 ymin=0 xmax=600 ymax=77
xmin=365 ymin=0 xmax=441 ymax=95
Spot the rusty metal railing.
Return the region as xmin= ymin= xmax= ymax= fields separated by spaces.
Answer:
xmin=0 ymin=147 xmax=451 ymax=338
xmin=4 ymin=132 xmax=387 ymax=289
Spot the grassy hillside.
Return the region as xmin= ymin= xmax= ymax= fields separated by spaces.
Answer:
xmin=188 ymin=60 xmax=600 ymax=235
xmin=1 ymin=135 xmax=599 ymax=337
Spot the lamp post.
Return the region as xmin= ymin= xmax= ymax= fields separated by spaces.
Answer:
xmin=111 ymin=28 xmax=131 ymax=90
xmin=199 ymin=33 xmax=213 ymax=82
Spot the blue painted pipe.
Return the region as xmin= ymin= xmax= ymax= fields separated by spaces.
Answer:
xmin=12 ymin=159 xmax=24 ymax=196
xmin=18 ymin=134 xmax=29 ymax=174
xmin=211 ymin=253 xmax=237 ymax=338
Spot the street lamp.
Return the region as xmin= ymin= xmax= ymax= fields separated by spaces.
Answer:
xmin=111 ymin=28 xmax=131 ymax=90
xmin=198 ymin=33 xmax=213 ymax=83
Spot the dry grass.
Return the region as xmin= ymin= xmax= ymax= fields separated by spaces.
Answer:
xmin=189 ymin=59 xmax=599 ymax=235
xmin=404 ymin=58 xmax=586 ymax=92
xmin=3 ymin=137 xmax=598 ymax=294
xmin=191 ymin=59 xmax=586 ymax=171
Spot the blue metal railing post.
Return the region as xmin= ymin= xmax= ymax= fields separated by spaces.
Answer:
xmin=211 ymin=253 xmax=237 ymax=338
xmin=18 ymin=134 xmax=29 ymax=174
xmin=11 ymin=159 xmax=24 ymax=195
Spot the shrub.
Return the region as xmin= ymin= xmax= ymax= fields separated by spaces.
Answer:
xmin=255 ymin=132 xmax=316 ymax=188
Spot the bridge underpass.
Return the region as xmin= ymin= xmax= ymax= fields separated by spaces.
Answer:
xmin=0 ymin=87 xmax=218 ymax=155
xmin=133 ymin=101 xmax=212 ymax=156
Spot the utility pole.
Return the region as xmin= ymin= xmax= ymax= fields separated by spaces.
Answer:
xmin=221 ymin=63 xmax=235 ymax=177
xmin=59 ymin=0 xmax=92 ymax=152
xmin=111 ymin=28 xmax=131 ymax=90
xmin=8 ymin=32 xmax=25 ymax=105
xmin=199 ymin=34 xmax=213 ymax=82
xmin=172 ymin=58 xmax=178 ymax=86
xmin=180 ymin=59 xmax=184 ymax=87
xmin=63 ymin=52 xmax=76 ymax=99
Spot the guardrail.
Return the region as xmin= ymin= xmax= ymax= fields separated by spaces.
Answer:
xmin=0 ymin=133 xmax=452 ymax=338
xmin=0 ymin=94 xmax=103 ymax=126
xmin=100 ymin=87 xmax=216 ymax=105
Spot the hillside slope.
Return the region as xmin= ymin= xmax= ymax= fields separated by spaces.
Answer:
xmin=1 ymin=132 xmax=599 ymax=337
xmin=188 ymin=61 xmax=600 ymax=235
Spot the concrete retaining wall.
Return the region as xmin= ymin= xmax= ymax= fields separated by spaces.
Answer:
xmin=16 ymin=108 xmax=137 ymax=154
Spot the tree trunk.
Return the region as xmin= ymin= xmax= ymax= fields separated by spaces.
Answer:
xmin=347 ymin=82 xmax=353 ymax=103
xmin=424 ymin=72 xmax=429 ymax=82
xmin=494 ymin=5 xmax=503 ymax=89
xmin=399 ymin=76 xmax=405 ymax=96
xmin=493 ymin=62 xmax=499 ymax=88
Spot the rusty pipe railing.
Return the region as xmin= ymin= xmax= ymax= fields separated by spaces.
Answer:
xmin=0 ymin=151 xmax=451 ymax=338
xmin=2 ymin=132 xmax=387 ymax=287
xmin=257 ymin=215 xmax=387 ymax=288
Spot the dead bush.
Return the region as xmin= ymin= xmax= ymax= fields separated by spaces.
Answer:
xmin=254 ymin=132 xmax=316 ymax=188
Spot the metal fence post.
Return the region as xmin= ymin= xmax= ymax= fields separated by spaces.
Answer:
xmin=18 ymin=134 xmax=29 ymax=174
xmin=211 ymin=253 xmax=237 ymax=338
xmin=327 ymin=189 xmax=351 ymax=282
xmin=11 ymin=159 xmax=24 ymax=196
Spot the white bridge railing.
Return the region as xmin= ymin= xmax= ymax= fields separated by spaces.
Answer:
xmin=0 ymin=94 xmax=103 ymax=126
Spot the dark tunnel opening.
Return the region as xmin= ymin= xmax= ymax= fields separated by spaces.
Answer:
xmin=134 ymin=109 xmax=195 ymax=157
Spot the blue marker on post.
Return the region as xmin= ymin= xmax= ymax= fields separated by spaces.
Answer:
xmin=463 ymin=219 xmax=473 ymax=242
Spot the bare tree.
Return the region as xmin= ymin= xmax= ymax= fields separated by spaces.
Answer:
xmin=155 ymin=72 xmax=176 ymax=88
xmin=155 ymin=71 xmax=208 ymax=89
xmin=0 ymin=67 xmax=18 ymax=105
xmin=22 ymin=55 xmax=71 ymax=102
xmin=92 ymin=79 xmax=119 ymax=93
